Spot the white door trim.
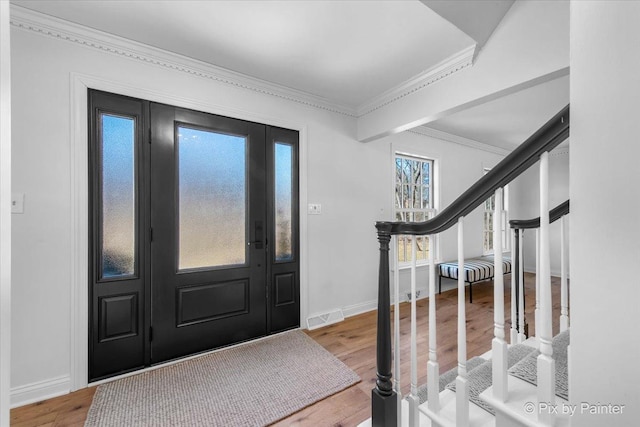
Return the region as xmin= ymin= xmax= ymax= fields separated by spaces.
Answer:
xmin=70 ymin=72 xmax=309 ymax=390
xmin=0 ymin=1 xmax=13 ymax=422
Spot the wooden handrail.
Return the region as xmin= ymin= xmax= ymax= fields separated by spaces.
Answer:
xmin=510 ymin=200 xmax=570 ymax=229
xmin=375 ymin=105 xmax=569 ymax=237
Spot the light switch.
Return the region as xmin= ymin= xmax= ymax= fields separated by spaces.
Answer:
xmin=12 ymin=193 xmax=24 ymax=214
xmin=308 ymin=203 xmax=322 ymax=215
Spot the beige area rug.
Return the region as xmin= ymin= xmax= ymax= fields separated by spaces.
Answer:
xmin=85 ymin=331 xmax=360 ymax=426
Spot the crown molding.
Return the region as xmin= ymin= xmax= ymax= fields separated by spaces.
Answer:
xmin=550 ymin=145 xmax=570 ymax=157
xmin=409 ymin=125 xmax=511 ymax=156
xmin=9 ymin=5 xmax=358 ymax=117
xmin=10 ymin=5 xmax=479 ymax=120
xmin=357 ymin=44 xmax=477 ymax=117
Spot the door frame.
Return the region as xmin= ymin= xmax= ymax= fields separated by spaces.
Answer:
xmin=70 ymin=73 xmax=309 ymax=390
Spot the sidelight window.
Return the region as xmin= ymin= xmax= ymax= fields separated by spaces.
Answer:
xmin=100 ymin=113 xmax=136 ymax=278
xmin=274 ymin=142 xmax=294 ymax=262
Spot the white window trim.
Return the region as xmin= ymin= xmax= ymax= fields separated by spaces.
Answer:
xmin=482 ymin=168 xmax=510 ymax=255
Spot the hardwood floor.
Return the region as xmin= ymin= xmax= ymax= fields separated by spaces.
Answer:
xmin=11 ymin=272 xmax=564 ymax=426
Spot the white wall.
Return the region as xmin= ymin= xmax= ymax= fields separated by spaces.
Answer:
xmin=0 ymin=1 xmax=12 ymax=423
xmin=9 ymin=9 xmax=504 ymax=404
xmin=509 ymin=147 xmax=570 ymax=276
xmin=384 ymin=131 xmax=504 ymax=297
xmin=571 ymin=1 xmax=640 ymax=425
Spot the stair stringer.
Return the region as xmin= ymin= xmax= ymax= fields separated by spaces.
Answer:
xmin=479 ymin=375 xmax=571 ymax=427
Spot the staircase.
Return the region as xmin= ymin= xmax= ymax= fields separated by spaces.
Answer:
xmin=361 ymin=105 xmax=571 ymax=427
xmin=480 ymin=331 xmax=570 ymax=427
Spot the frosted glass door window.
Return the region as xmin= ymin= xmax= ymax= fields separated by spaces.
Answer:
xmin=274 ymin=143 xmax=293 ymax=262
xmin=178 ymin=126 xmax=247 ymax=269
xmin=101 ymin=114 xmax=136 ymax=278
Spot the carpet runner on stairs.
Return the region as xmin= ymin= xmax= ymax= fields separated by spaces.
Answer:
xmin=508 ymin=329 xmax=570 ymax=400
xmin=416 ymin=356 xmax=486 ymax=404
xmin=443 ymin=343 xmax=536 ymax=415
xmin=416 ymin=330 xmax=570 ymax=415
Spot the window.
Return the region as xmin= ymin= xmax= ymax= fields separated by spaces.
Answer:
xmin=483 ymin=168 xmax=509 ymax=255
xmin=274 ymin=141 xmax=294 ymax=262
xmin=100 ymin=113 xmax=137 ymax=278
xmin=394 ymin=154 xmax=435 ymax=266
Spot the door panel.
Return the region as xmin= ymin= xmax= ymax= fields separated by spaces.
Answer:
xmin=88 ymin=90 xmax=149 ymax=381
xmin=149 ymin=103 xmax=267 ymax=363
xmin=176 ymin=280 xmax=249 ymax=326
xmin=98 ymin=293 xmax=138 ymax=341
xmin=267 ymin=127 xmax=300 ymax=333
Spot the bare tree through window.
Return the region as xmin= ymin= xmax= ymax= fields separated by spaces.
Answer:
xmin=394 ymin=155 xmax=435 ymax=265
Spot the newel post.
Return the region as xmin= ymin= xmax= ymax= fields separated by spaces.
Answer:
xmin=372 ymin=222 xmax=397 ymax=427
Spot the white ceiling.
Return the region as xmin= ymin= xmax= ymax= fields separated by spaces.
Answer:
xmin=12 ymin=0 xmax=475 ymax=108
xmin=426 ymin=75 xmax=570 ymax=150
xmin=11 ymin=0 xmax=569 ymax=150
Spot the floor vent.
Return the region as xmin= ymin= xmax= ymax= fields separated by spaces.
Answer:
xmin=406 ymin=287 xmax=427 ymax=301
xmin=306 ymin=309 xmax=345 ymax=330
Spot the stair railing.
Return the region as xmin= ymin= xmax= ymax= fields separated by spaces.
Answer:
xmin=509 ymin=200 xmax=570 ymax=342
xmin=372 ymin=105 xmax=569 ymax=427
xmin=507 ymin=198 xmax=570 ymax=427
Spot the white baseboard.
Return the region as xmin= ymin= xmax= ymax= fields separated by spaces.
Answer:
xmin=523 ymin=268 xmax=570 ymax=280
xmin=10 ymin=375 xmax=70 ymax=408
xmin=340 ymin=291 xmax=429 ymax=320
xmin=342 ymin=299 xmax=379 ymax=319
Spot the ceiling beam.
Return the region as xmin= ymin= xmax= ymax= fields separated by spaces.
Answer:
xmin=357 ymin=0 xmax=569 ymax=143
xmin=421 ymin=0 xmax=514 ymax=54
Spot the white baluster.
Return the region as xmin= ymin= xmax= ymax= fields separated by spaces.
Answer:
xmin=492 ymin=188 xmax=508 ymax=401
xmin=510 ymin=229 xmax=518 ymax=344
xmin=537 ymin=152 xmax=555 ymax=425
xmin=408 ymin=236 xmax=419 ymax=426
xmin=560 ymin=215 xmax=569 ymax=332
xmin=518 ymin=229 xmax=526 ymax=343
xmin=455 ymin=218 xmax=469 ymax=426
xmin=427 ymin=233 xmax=440 ymax=413
xmin=393 ymin=236 xmax=402 ymax=425
xmin=535 ymin=228 xmax=540 ymax=338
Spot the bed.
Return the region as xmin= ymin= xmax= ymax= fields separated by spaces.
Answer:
xmin=438 ymin=255 xmax=512 ymax=303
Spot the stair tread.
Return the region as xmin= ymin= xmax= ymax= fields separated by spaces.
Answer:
xmin=439 ymin=342 xmax=536 ymax=415
xmin=421 ymin=390 xmax=496 ymax=427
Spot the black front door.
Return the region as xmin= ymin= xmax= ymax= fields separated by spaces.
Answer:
xmin=149 ymin=103 xmax=268 ymax=362
xmin=89 ymin=90 xmax=300 ymax=381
